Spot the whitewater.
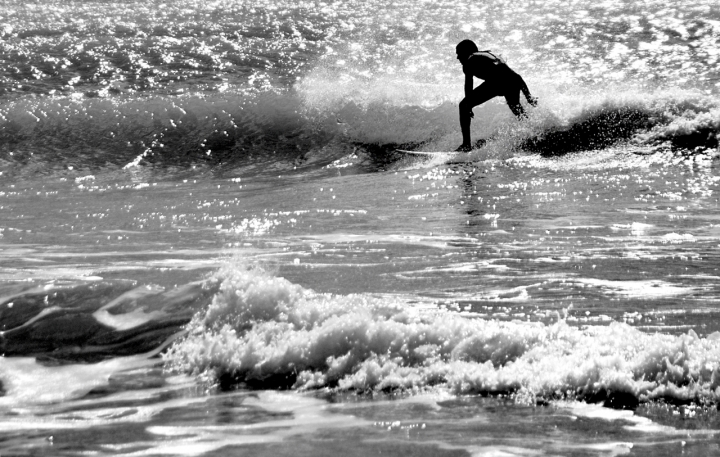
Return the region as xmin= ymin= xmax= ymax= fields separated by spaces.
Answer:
xmin=1 ymin=0 xmax=720 ymax=455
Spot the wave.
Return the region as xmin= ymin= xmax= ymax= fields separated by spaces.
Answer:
xmin=0 ymin=280 xmax=214 ymax=362
xmin=638 ymin=107 xmax=720 ymax=152
xmin=3 ymin=258 xmax=720 ymax=409
xmin=519 ymin=93 xmax=720 ymax=157
xmin=165 ymin=261 xmax=720 ymax=409
xmin=0 ymin=91 xmax=336 ymax=178
xmin=1 ymin=87 xmax=717 ymax=179
xmin=520 ymin=106 xmax=654 ymax=155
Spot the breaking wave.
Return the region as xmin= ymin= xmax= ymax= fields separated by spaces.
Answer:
xmin=521 ymin=92 xmax=720 ymax=157
xmin=0 ymin=84 xmax=717 ymax=179
xmin=165 ymin=261 xmax=720 ymax=409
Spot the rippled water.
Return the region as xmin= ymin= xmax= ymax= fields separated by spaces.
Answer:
xmin=2 ymin=0 xmax=720 ymax=455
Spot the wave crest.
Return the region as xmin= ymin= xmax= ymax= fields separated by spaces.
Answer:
xmin=165 ymin=261 xmax=720 ymax=408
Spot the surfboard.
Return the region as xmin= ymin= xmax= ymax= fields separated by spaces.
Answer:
xmin=395 ymin=149 xmax=474 ymax=164
xmin=396 ymin=150 xmax=454 ymax=155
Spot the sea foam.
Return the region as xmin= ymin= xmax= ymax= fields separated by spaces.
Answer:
xmin=165 ymin=261 xmax=720 ymax=408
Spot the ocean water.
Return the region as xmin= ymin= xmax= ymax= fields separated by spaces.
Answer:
xmin=2 ymin=0 xmax=720 ymax=455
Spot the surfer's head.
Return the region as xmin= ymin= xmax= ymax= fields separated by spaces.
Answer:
xmin=456 ymin=39 xmax=478 ymax=62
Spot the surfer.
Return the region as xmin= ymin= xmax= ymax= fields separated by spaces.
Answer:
xmin=455 ymin=39 xmax=537 ymax=152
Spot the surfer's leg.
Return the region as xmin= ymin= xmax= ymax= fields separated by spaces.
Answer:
xmin=458 ymin=82 xmax=500 ymax=150
xmin=458 ymin=106 xmax=473 ymax=150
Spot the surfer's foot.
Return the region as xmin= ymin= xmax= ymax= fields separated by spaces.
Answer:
xmin=455 ymin=144 xmax=472 ymax=153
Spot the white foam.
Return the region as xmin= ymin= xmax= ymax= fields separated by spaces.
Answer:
xmin=165 ymin=261 xmax=720 ymax=407
xmin=0 ymin=356 xmax=156 ymax=407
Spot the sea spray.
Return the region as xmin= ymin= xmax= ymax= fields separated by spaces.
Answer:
xmin=165 ymin=261 xmax=720 ymax=408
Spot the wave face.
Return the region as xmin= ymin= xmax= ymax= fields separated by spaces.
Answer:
xmin=1 ymin=87 xmax=718 ymax=180
xmin=165 ymin=263 xmax=720 ymax=408
xmin=0 ymin=279 xmax=216 ymax=362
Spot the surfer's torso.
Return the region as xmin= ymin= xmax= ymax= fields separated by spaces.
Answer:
xmin=462 ymin=51 xmax=514 ymax=81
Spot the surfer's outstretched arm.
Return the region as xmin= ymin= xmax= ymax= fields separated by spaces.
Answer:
xmin=518 ymin=75 xmax=537 ymax=107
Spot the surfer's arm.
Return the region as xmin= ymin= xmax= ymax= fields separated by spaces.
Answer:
xmin=518 ymin=75 xmax=537 ymax=107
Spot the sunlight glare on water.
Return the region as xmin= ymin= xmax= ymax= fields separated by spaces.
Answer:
xmin=2 ymin=0 xmax=720 ymax=456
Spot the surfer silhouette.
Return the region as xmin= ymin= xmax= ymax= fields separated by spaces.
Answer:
xmin=455 ymin=39 xmax=537 ymax=152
